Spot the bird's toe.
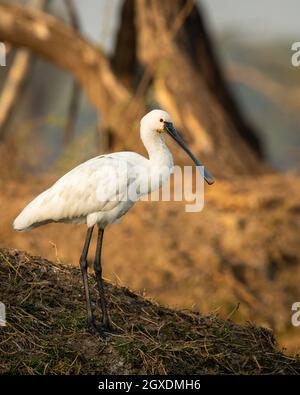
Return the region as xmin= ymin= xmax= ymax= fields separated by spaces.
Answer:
xmin=103 ymin=319 xmax=123 ymax=335
xmin=88 ymin=320 xmax=107 ymax=337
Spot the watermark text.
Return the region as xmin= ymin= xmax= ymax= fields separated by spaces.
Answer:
xmin=0 ymin=42 xmax=6 ymax=66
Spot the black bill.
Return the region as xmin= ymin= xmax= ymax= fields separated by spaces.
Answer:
xmin=164 ymin=122 xmax=214 ymax=185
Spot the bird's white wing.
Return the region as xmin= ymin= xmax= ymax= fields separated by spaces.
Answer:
xmin=14 ymin=154 xmax=144 ymax=230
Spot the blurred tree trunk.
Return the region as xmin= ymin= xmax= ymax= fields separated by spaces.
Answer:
xmin=112 ymin=0 xmax=266 ymax=177
xmin=0 ymin=49 xmax=30 ymax=139
xmin=0 ymin=0 xmax=51 ymax=140
xmin=0 ymin=1 xmax=267 ymax=178
xmin=62 ymin=0 xmax=81 ymax=147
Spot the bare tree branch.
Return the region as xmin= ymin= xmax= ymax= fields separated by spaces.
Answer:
xmin=63 ymin=0 xmax=80 ymax=29
xmin=62 ymin=0 xmax=81 ymax=146
xmin=0 ymin=49 xmax=30 ymax=139
xmin=0 ymin=0 xmax=51 ymax=139
xmin=0 ymin=2 xmax=130 ymax=125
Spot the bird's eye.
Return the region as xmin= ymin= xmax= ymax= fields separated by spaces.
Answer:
xmin=160 ymin=118 xmax=164 ymax=122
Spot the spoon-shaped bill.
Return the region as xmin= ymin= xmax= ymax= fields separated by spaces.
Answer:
xmin=164 ymin=122 xmax=215 ymax=185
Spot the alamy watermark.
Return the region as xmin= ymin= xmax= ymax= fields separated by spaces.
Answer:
xmin=291 ymin=302 xmax=300 ymax=327
xmin=0 ymin=42 xmax=6 ymax=66
xmin=0 ymin=302 xmax=6 ymax=327
xmin=291 ymin=42 xmax=300 ymax=66
xmin=89 ymin=163 xmax=205 ymax=213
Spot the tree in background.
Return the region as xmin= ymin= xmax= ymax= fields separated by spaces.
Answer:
xmin=0 ymin=0 xmax=266 ymax=178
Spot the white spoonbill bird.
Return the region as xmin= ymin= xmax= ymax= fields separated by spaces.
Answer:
xmin=14 ymin=109 xmax=214 ymax=335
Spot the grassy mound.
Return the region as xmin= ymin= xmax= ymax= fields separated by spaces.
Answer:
xmin=0 ymin=248 xmax=299 ymax=375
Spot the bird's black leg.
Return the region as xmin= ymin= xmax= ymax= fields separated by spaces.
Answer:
xmin=79 ymin=226 xmax=105 ymax=336
xmin=93 ymin=227 xmax=113 ymax=331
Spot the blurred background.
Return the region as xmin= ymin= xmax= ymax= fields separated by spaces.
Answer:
xmin=0 ymin=0 xmax=300 ymax=353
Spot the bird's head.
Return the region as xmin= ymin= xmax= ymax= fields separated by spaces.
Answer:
xmin=141 ymin=109 xmax=172 ymax=133
xmin=140 ymin=109 xmax=214 ymax=185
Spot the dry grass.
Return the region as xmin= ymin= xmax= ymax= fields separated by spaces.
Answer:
xmin=0 ymin=248 xmax=299 ymax=375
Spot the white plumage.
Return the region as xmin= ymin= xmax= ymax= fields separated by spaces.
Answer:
xmin=14 ymin=154 xmax=144 ymax=230
xmin=14 ymin=110 xmax=175 ymax=232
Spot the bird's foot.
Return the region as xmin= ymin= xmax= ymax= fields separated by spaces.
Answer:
xmin=102 ymin=316 xmax=113 ymax=332
xmin=88 ymin=318 xmax=119 ymax=336
xmin=88 ymin=320 xmax=107 ymax=337
xmin=102 ymin=317 xmax=122 ymax=334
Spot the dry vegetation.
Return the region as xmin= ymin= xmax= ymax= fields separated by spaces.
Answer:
xmin=1 ymin=248 xmax=299 ymax=375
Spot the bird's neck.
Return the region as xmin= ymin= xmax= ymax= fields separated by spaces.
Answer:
xmin=141 ymin=128 xmax=174 ymax=170
xmin=139 ymin=127 xmax=174 ymax=195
